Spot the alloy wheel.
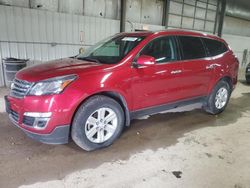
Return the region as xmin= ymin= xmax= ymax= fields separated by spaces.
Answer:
xmin=215 ymin=87 xmax=228 ymax=109
xmin=85 ymin=107 xmax=118 ymax=143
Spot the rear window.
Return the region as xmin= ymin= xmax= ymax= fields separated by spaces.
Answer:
xmin=203 ymin=38 xmax=228 ymax=56
xmin=178 ymin=36 xmax=206 ymax=60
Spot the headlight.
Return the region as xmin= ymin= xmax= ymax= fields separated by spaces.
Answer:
xmin=28 ymin=75 xmax=77 ymax=96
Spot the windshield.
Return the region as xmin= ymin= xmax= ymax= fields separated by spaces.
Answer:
xmin=76 ymin=35 xmax=145 ymax=64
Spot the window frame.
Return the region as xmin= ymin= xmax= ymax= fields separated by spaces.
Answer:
xmin=201 ymin=37 xmax=229 ymax=57
xmin=133 ymin=35 xmax=181 ymax=65
xmin=176 ymin=35 xmax=209 ymax=61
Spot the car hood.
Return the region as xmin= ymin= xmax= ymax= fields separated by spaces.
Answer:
xmin=16 ymin=58 xmax=111 ymax=82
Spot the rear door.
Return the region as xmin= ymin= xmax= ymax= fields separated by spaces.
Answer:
xmin=177 ymin=36 xmax=213 ymax=99
xmin=202 ymin=37 xmax=231 ymax=83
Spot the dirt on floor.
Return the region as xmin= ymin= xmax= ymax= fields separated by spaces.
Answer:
xmin=0 ymin=75 xmax=250 ymax=188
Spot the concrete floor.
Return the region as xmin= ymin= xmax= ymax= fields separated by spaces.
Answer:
xmin=0 ymin=72 xmax=250 ymax=188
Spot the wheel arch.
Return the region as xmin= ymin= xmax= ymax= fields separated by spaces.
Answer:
xmin=220 ymin=76 xmax=233 ymax=90
xmin=218 ymin=76 xmax=233 ymax=92
xmin=208 ymin=75 xmax=233 ymax=95
xmin=98 ymin=91 xmax=131 ymax=127
xmin=71 ymin=91 xmax=131 ymax=133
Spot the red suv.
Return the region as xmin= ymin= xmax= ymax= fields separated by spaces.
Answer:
xmin=5 ymin=30 xmax=239 ymax=151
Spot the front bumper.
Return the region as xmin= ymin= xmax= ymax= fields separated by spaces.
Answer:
xmin=5 ymin=95 xmax=71 ymax=144
xmin=9 ymin=113 xmax=70 ymax=144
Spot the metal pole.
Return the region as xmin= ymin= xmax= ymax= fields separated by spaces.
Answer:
xmin=28 ymin=0 xmax=31 ymax=8
xmin=213 ymin=0 xmax=220 ymax=34
xmin=120 ymin=0 xmax=126 ymax=32
xmin=162 ymin=0 xmax=170 ymax=28
xmin=218 ymin=0 xmax=226 ymax=37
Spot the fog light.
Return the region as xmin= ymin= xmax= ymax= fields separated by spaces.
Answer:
xmin=23 ymin=112 xmax=51 ymax=129
xmin=34 ymin=118 xmax=50 ymax=129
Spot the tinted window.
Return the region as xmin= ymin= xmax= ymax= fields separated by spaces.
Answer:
xmin=139 ymin=37 xmax=177 ymax=63
xmin=179 ymin=36 xmax=206 ymax=60
xmin=203 ymin=38 xmax=228 ymax=56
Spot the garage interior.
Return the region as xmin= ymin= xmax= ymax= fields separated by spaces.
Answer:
xmin=0 ymin=0 xmax=250 ymax=187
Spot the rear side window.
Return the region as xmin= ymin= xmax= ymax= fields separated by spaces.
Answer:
xmin=203 ymin=38 xmax=228 ymax=56
xmin=178 ymin=36 xmax=206 ymax=60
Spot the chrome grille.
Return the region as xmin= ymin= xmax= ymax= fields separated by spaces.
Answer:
xmin=10 ymin=79 xmax=33 ymax=98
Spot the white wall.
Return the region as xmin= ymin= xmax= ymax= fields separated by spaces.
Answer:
xmin=126 ymin=0 xmax=164 ymax=26
xmin=223 ymin=16 xmax=250 ymax=37
xmin=223 ymin=34 xmax=250 ymax=66
xmin=125 ymin=22 xmax=165 ymax=32
xmin=30 ymin=0 xmax=59 ymax=11
xmin=0 ymin=5 xmax=120 ymax=86
xmin=0 ymin=0 xmax=29 ymax=8
xmin=84 ymin=0 xmax=120 ymax=20
xmin=222 ymin=16 xmax=250 ymax=67
xmin=59 ymin=0 xmax=84 ymax=15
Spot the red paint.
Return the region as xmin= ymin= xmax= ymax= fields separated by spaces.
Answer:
xmin=137 ymin=55 xmax=156 ymax=66
xmin=7 ymin=30 xmax=239 ymax=135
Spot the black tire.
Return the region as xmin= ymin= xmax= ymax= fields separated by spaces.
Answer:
xmin=246 ymin=77 xmax=250 ymax=84
xmin=204 ymin=80 xmax=231 ymax=115
xmin=71 ymin=95 xmax=125 ymax=151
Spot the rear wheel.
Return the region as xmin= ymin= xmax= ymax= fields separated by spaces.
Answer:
xmin=72 ymin=95 xmax=124 ymax=151
xmin=204 ymin=80 xmax=231 ymax=115
xmin=246 ymin=76 xmax=250 ymax=84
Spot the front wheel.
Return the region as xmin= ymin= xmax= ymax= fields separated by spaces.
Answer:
xmin=71 ymin=95 xmax=125 ymax=151
xmin=204 ymin=80 xmax=231 ymax=115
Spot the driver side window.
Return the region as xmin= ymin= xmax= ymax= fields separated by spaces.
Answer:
xmin=139 ymin=36 xmax=177 ymax=63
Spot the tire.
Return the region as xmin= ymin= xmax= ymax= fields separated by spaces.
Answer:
xmin=204 ymin=80 xmax=231 ymax=115
xmin=246 ymin=77 xmax=250 ymax=84
xmin=71 ymin=95 xmax=125 ymax=151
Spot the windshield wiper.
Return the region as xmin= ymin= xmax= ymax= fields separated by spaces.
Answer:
xmin=76 ymin=57 xmax=101 ymax=64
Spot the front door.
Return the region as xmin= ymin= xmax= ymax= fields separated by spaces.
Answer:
xmin=131 ymin=36 xmax=185 ymax=111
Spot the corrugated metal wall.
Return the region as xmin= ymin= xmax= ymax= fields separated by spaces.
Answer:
xmin=124 ymin=0 xmax=165 ymax=32
xmin=125 ymin=22 xmax=165 ymax=32
xmin=0 ymin=5 xmax=120 ymax=86
xmin=126 ymin=0 xmax=164 ymax=25
xmin=30 ymin=0 xmax=59 ymax=11
xmin=83 ymin=0 xmax=120 ymax=19
xmin=0 ymin=0 xmax=30 ymax=8
xmin=1 ymin=0 xmax=249 ymax=86
xmin=59 ymin=0 xmax=84 ymax=15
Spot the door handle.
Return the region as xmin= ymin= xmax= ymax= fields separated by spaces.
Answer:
xmin=206 ymin=64 xmax=220 ymax=70
xmin=206 ymin=64 xmax=214 ymax=70
xmin=171 ymin=70 xmax=182 ymax=74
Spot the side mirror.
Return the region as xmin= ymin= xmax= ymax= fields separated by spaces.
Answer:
xmin=136 ymin=55 xmax=156 ymax=67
